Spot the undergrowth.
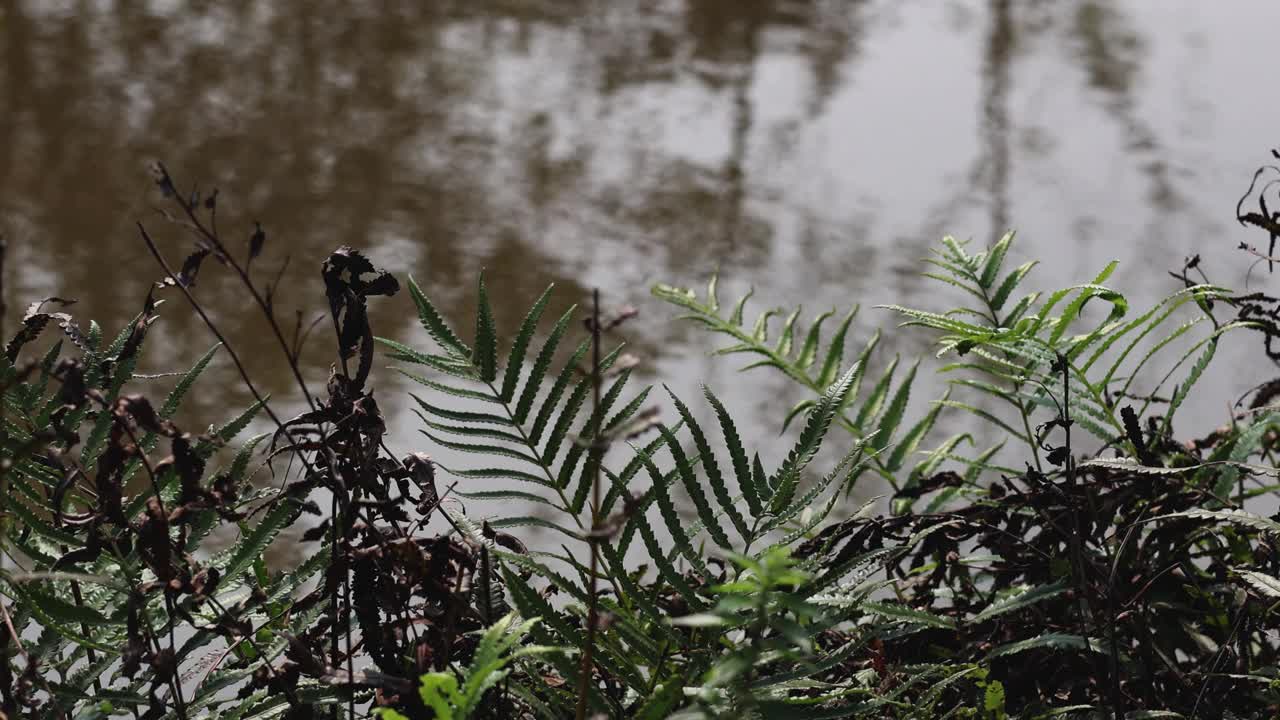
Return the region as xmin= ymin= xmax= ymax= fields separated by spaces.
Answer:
xmin=3 ymin=155 xmax=1280 ymax=719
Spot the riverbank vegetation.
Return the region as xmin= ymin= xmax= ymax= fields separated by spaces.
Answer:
xmin=4 ymin=157 xmax=1280 ymax=719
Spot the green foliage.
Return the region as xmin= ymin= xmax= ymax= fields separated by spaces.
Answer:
xmin=380 ymin=276 xmax=647 ymax=536
xmin=653 ymin=276 xmax=947 ymax=485
xmin=374 ymin=614 xmax=563 ymax=720
xmin=16 ymin=176 xmax=1280 ymax=720
xmin=0 ymin=304 xmax=317 ymax=719
xmin=883 ymin=233 xmax=1246 ymax=471
xmin=395 ymin=274 xmax=995 ymax=719
xmin=669 ymin=547 xmax=859 ymax=718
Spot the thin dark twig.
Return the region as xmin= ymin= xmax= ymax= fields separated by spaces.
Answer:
xmin=330 ymin=490 xmax=341 ymax=720
xmin=137 ymin=224 xmax=286 ymax=429
xmin=152 ymin=163 xmax=318 ymax=410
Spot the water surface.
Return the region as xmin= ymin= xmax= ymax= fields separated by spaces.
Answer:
xmin=4 ymin=1 xmax=1279 ymax=556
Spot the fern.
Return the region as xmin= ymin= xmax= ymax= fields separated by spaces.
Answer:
xmin=381 ymin=276 xmax=646 ymax=531
xmin=887 ymin=232 xmax=1242 ymax=476
xmin=653 ymin=276 xmax=944 ymax=480
xmin=375 ymin=613 xmax=565 ymax=720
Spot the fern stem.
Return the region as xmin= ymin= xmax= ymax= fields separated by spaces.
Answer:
xmin=484 ymin=379 xmax=585 ymax=531
xmin=576 ymin=289 xmax=604 ymax=720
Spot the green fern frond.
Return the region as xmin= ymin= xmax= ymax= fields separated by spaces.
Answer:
xmin=407 ymin=275 xmax=471 ymax=358
xmin=664 ymin=388 xmax=750 ymax=540
xmin=769 ymin=364 xmax=861 ymax=513
xmin=890 ymin=232 xmax=1246 ymax=477
xmin=653 ymin=279 xmax=928 ymax=458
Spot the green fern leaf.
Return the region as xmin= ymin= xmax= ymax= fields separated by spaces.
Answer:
xmin=753 ymin=452 xmax=770 ymax=502
xmin=751 ymin=307 xmax=779 ymax=343
xmin=817 ymin=308 xmax=857 ymax=388
xmin=487 ymin=516 xmax=583 ymax=541
xmin=541 ymin=376 xmax=592 ymax=467
xmin=514 ymin=306 xmax=577 ymax=424
xmin=986 ymin=633 xmax=1104 ymax=660
xmin=796 ymin=310 xmax=835 ymax=370
xmin=979 ymin=231 xmax=1014 ymax=289
xmin=411 ymin=395 xmax=509 ymax=426
xmin=1211 ymin=412 xmax=1280 ymax=501
xmin=885 ymin=388 xmax=947 ymax=473
xmin=765 ymin=439 xmax=871 ymax=532
xmin=869 ymin=359 xmax=917 ymax=451
xmin=599 ymin=544 xmax=683 ymax=646
xmin=473 ymin=274 xmax=499 ymax=382
xmin=383 ymin=343 xmax=478 ymax=380
xmin=729 ymin=286 xmax=753 ymax=325
xmin=218 ymin=499 xmax=301 ymax=583
xmin=629 ymin=496 xmax=705 ymax=610
xmin=407 ymin=275 xmax=471 ymax=358
xmin=780 ymin=399 xmax=817 ymax=434
xmin=1 ymin=579 xmax=115 ymax=652
xmin=970 ymin=581 xmax=1069 ymax=624
xmin=440 ymin=466 xmax=553 ymax=488
xmin=770 ymin=364 xmax=860 ymax=512
xmin=160 ymin=343 xmax=221 ymax=418
xmin=922 ymin=268 xmax=989 ymax=305
xmin=601 ymin=428 xmax=675 ymax=519
xmin=418 ymin=417 xmax=526 ymax=445
xmin=421 ymin=431 xmax=541 ymax=465
xmin=564 ymin=368 xmax=632 ymax=506
xmin=603 ymin=386 xmax=653 ymax=436
xmin=1150 ymin=508 xmax=1280 ymax=535
xmin=1164 ymin=337 xmax=1217 ymax=423
xmin=396 ymin=368 xmax=503 ymax=403
xmin=1237 ymin=569 xmax=1280 ymax=598
xmin=665 ymin=388 xmax=749 ymax=540
xmin=775 ymin=307 xmax=801 ymax=357
xmin=641 ymin=453 xmax=709 ymax=573
xmin=1047 ymin=284 xmax=1128 ymax=347
xmin=860 ymin=601 xmax=956 ymax=629
xmin=657 ymin=422 xmax=734 ymax=549
xmin=209 ymin=396 xmax=269 ymax=449
xmin=454 ymin=488 xmax=559 ymax=507
xmin=500 ymin=285 xmax=552 ymax=402
xmin=987 ymin=261 xmax=1037 ymax=316
xmin=528 ymin=338 xmax=590 ymax=446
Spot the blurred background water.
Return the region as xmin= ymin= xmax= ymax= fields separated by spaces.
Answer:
xmin=3 ymin=0 xmax=1279 ymax=562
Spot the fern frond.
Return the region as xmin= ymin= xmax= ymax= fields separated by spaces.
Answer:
xmin=406 ymin=276 xmax=471 ymax=358
xmin=970 ymin=581 xmax=1069 ymax=624
xmin=665 ymin=388 xmax=749 ymax=540
xmin=769 ymin=364 xmax=860 ymax=513
xmin=654 ymin=279 xmax=928 ymax=461
xmin=473 ymin=274 xmax=499 ymax=382
xmin=985 ymin=633 xmax=1105 ymax=660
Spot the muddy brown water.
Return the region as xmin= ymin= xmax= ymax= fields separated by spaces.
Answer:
xmin=3 ymin=1 xmax=1279 ymax=566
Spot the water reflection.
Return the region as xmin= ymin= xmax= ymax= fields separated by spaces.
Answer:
xmin=4 ymin=1 xmax=1280 ymax=564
